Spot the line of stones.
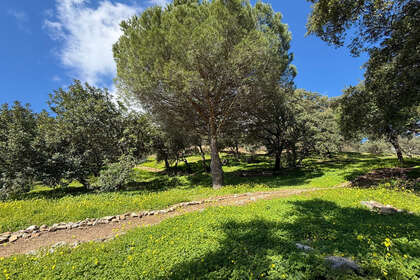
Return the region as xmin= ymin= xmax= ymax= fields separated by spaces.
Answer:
xmin=0 ymin=193 xmax=257 ymax=245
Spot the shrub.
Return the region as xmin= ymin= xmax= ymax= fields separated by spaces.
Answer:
xmin=93 ymin=155 xmax=136 ymax=192
xmin=0 ymin=172 xmax=33 ymax=200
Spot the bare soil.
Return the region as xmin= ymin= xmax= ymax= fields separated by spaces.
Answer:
xmin=351 ymin=168 xmax=414 ymax=187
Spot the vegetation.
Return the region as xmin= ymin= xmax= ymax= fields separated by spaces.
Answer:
xmin=0 ymin=0 xmax=419 ymax=279
xmin=306 ymin=0 xmax=420 ymax=162
xmin=1 ymin=187 xmax=419 ymax=279
xmin=113 ymin=0 xmax=295 ymax=188
xmin=0 ymin=153 xmax=418 ymax=233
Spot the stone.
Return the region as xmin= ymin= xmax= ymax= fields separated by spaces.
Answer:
xmin=0 ymin=235 xmax=9 ymax=244
xmin=48 ymin=226 xmax=57 ymax=232
xmin=40 ymin=225 xmax=48 ymax=231
xmin=103 ymin=216 xmax=115 ymax=221
xmin=296 ymin=243 xmax=313 ymax=251
xmin=25 ymin=225 xmax=38 ymax=233
xmin=56 ymin=224 xmax=68 ymax=230
xmin=130 ymin=212 xmax=139 ymax=218
xmin=119 ymin=215 xmax=126 ymax=220
xmin=22 ymin=233 xmax=31 ymax=239
xmin=148 ymin=211 xmax=155 ymax=216
xmin=325 ymin=256 xmax=360 ymax=273
xmin=9 ymin=234 xmax=20 ymax=242
xmin=361 ymin=201 xmax=405 ymax=214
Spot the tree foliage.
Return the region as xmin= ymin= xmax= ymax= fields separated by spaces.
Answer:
xmin=0 ymin=102 xmax=37 ymax=199
xmin=307 ymin=0 xmax=420 ymax=161
xmin=113 ymin=0 xmax=295 ymax=188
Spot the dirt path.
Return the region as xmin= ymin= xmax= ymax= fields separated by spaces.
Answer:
xmin=0 ymin=185 xmax=346 ymax=257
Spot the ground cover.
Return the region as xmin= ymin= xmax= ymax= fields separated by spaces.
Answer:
xmin=0 ymin=153 xmax=417 ymax=233
xmin=1 ymin=187 xmax=419 ymax=279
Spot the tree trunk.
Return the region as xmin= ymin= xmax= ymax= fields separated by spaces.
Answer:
xmin=210 ymin=135 xmax=224 ymax=189
xmin=274 ymin=152 xmax=281 ymax=171
xmin=235 ymin=142 xmax=240 ymax=161
xmin=389 ymin=134 xmax=403 ymax=163
xmin=198 ymin=145 xmax=209 ymax=172
xmin=164 ymin=157 xmax=170 ymax=170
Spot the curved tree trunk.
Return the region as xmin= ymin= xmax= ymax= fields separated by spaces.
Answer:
xmin=389 ymin=134 xmax=403 ymax=163
xmin=210 ymin=135 xmax=224 ymax=189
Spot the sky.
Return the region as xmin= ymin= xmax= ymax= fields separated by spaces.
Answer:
xmin=1 ymin=0 xmax=368 ymax=112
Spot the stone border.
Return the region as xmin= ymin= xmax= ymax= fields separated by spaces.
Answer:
xmin=0 ymin=193 xmax=262 ymax=245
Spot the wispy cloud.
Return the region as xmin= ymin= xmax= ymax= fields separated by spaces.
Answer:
xmin=8 ymin=9 xmax=30 ymax=33
xmin=44 ymin=0 xmax=141 ymax=87
xmin=148 ymin=0 xmax=169 ymax=6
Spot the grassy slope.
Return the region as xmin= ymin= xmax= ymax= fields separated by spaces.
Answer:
xmin=1 ymin=188 xmax=419 ymax=280
xmin=0 ymin=153 xmax=418 ymax=233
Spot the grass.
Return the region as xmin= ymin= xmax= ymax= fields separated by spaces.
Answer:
xmin=0 ymin=153 xmax=418 ymax=233
xmin=1 ymin=187 xmax=419 ymax=279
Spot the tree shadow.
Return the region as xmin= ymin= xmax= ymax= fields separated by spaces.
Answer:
xmin=19 ymin=185 xmax=91 ymax=200
xmin=159 ymin=199 xmax=420 ymax=279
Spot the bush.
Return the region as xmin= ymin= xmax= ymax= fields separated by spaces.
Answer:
xmin=0 ymin=172 xmax=33 ymax=200
xmin=93 ymin=155 xmax=136 ymax=192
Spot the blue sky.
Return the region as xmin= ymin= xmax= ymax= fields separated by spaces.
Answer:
xmin=1 ymin=0 xmax=368 ymax=112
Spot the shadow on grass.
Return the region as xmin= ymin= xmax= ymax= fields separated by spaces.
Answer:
xmin=162 ymin=199 xmax=420 ymax=280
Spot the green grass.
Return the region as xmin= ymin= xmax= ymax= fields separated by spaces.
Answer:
xmin=1 ymin=188 xmax=419 ymax=279
xmin=0 ymin=153 xmax=418 ymax=233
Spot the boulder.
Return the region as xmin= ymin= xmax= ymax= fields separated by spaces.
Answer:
xmin=296 ymin=243 xmax=313 ymax=251
xmin=325 ymin=256 xmax=360 ymax=273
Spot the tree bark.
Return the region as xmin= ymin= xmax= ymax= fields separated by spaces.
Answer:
xmin=274 ymin=152 xmax=282 ymax=171
xmin=235 ymin=141 xmax=240 ymax=161
xmin=209 ymin=135 xmax=224 ymax=189
xmin=389 ymin=134 xmax=403 ymax=163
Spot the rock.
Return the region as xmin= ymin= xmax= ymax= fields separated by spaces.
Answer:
xmin=0 ymin=235 xmax=9 ymax=244
xmin=325 ymin=256 xmax=360 ymax=273
xmin=48 ymin=226 xmax=57 ymax=232
xmin=9 ymin=234 xmax=20 ymax=242
xmin=148 ymin=211 xmax=155 ymax=216
xmin=130 ymin=212 xmax=138 ymax=218
xmin=103 ymin=216 xmax=115 ymax=221
xmin=56 ymin=224 xmax=68 ymax=230
xmin=40 ymin=225 xmax=48 ymax=231
xmin=25 ymin=225 xmax=38 ymax=233
xmin=119 ymin=215 xmax=126 ymax=220
xmin=361 ymin=201 xmax=405 ymax=214
xmin=296 ymin=243 xmax=313 ymax=251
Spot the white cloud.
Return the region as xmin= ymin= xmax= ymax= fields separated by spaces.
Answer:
xmin=44 ymin=0 xmax=141 ymax=86
xmin=148 ymin=0 xmax=169 ymax=6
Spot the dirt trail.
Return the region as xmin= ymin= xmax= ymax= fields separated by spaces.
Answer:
xmin=0 ymin=185 xmax=346 ymax=257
